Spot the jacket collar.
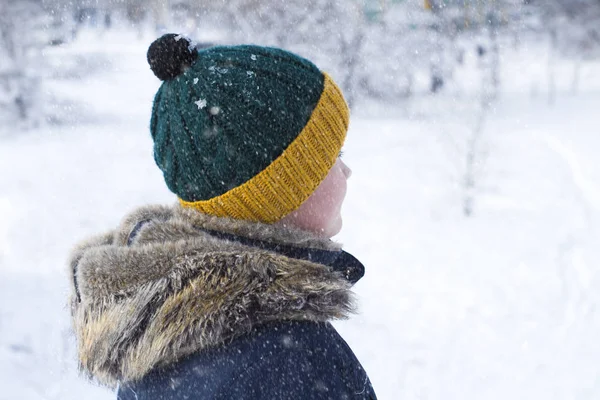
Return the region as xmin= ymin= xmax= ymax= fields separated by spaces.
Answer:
xmin=191 ymin=227 xmax=365 ymax=284
xmin=69 ymin=204 xmax=363 ymax=387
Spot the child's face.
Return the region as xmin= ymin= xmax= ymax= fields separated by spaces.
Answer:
xmin=280 ymin=158 xmax=352 ymax=238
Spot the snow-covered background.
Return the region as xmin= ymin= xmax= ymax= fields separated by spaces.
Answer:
xmin=1 ymin=1 xmax=600 ymax=399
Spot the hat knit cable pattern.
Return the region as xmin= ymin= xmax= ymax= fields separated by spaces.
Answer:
xmin=148 ymin=34 xmax=349 ymax=223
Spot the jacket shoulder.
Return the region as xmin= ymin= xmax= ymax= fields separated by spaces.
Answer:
xmin=227 ymin=321 xmax=376 ymax=399
xmin=118 ymin=320 xmax=376 ymax=400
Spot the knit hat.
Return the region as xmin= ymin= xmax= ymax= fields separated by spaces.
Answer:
xmin=147 ymin=33 xmax=349 ymax=223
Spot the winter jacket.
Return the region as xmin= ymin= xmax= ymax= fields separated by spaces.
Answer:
xmin=69 ymin=204 xmax=376 ymax=399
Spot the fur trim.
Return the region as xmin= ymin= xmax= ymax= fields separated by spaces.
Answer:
xmin=69 ymin=204 xmax=353 ymax=387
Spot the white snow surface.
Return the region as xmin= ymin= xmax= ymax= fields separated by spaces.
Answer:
xmin=1 ymin=29 xmax=600 ymax=399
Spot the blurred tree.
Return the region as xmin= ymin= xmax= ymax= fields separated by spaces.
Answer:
xmin=0 ymin=0 xmax=47 ymax=128
xmin=508 ymin=0 xmax=600 ymax=102
xmin=535 ymin=0 xmax=600 ymax=97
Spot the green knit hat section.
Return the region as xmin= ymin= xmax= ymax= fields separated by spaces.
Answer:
xmin=150 ymin=43 xmax=325 ymax=202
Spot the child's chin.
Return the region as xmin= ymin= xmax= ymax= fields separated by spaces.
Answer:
xmin=324 ymin=216 xmax=343 ymax=238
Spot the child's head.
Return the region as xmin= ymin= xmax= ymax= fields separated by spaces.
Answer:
xmin=147 ymin=34 xmax=351 ymax=237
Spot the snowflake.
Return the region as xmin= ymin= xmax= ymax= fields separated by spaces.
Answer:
xmin=208 ymin=65 xmax=228 ymax=74
xmin=193 ymin=78 xmax=199 ymax=84
xmin=251 ymin=54 xmax=257 ymax=61
xmin=195 ymin=99 xmax=207 ymax=109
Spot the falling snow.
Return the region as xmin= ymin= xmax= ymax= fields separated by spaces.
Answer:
xmin=195 ymin=99 xmax=207 ymax=109
xmin=1 ymin=2 xmax=600 ymax=399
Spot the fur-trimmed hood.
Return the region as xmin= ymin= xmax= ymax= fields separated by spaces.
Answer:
xmin=69 ymin=204 xmax=362 ymax=387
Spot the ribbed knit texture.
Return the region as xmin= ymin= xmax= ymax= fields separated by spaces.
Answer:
xmin=151 ymin=45 xmax=324 ymax=202
xmin=179 ymin=73 xmax=349 ymax=222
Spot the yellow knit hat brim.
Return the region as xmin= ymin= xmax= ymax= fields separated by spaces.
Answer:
xmin=179 ymin=72 xmax=349 ymax=223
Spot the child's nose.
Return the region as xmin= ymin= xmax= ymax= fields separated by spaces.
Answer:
xmin=340 ymin=160 xmax=352 ymax=179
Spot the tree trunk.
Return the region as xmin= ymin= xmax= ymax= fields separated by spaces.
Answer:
xmin=572 ymin=58 xmax=581 ymax=95
xmin=548 ymin=28 xmax=558 ymax=106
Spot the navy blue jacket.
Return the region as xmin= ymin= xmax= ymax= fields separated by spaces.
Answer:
xmin=117 ymin=320 xmax=376 ymax=400
xmin=69 ymin=207 xmax=376 ymax=399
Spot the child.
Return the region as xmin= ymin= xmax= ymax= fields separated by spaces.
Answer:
xmin=69 ymin=33 xmax=377 ymax=399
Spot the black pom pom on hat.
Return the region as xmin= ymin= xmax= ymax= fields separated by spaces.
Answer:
xmin=147 ymin=33 xmax=198 ymax=81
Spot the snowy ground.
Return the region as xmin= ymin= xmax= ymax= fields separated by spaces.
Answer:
xmin=1 ymin=28 xmax=599 ymax=400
